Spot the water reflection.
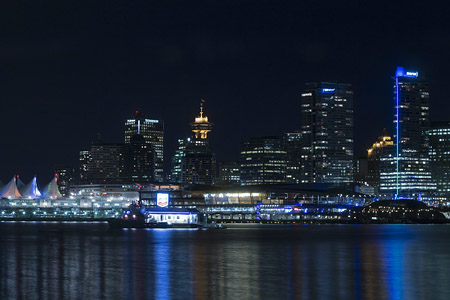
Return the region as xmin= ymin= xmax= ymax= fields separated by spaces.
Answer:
xmin=1 ymin=223 xmax=450 ymax=299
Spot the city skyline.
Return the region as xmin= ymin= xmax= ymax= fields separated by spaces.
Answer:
xmin=2 ymin=1 xmax=450 ymax=181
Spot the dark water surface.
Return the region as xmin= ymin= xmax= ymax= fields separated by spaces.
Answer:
xmin=1 ymin=222 xmax=450 ymax=300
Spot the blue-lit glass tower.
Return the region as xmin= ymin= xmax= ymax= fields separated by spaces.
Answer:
xmin=380 ymin=67 xmax=435 ymax=198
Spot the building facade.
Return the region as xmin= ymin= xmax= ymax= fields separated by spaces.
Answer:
xmin=170 ymin=138 xmax=189 ymax=183
xmin=55 ymin=165 xmax=75 ymax=197
xmin=380 ymin=67 xmax=435 ymax=198
xmin=283 ymin=132 xmax=302 ymax=184
xmin=126 ymin=134 xmax=155 ymax=182
xmin=240 ymin=136 xmax=287 ymax=186
xmin=217 ymin=162 xmax=240 ymax=186
xmin=368 ymin=132 xmax=394 ymax=191
xmin=124 ymin=111 xmax=164 ymax=182
xmin=86 ymin=143 xmax=127 ymax=183
xmin=428 ymin=121 xmax=450 ymax=197
xmin=300 ymin=82 xmax=354 ymax=186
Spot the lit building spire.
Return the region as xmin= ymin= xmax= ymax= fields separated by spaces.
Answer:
xmin=190 ymin=99 xmax=213 ymax=139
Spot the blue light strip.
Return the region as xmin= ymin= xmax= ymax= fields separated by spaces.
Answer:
xmin=395 ymin=74 xmax=399 ymax=198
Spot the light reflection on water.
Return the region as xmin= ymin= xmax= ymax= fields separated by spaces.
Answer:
xmin=1 ymin=223 xmax=450 ymax=300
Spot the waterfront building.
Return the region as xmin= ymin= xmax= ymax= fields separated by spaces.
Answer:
xmin=55 ymin=165 xmax=74 ymax=197
xmin=181 ymin=101 xmax=216 ymax=185
xmin=217 ymin=162 xmax=241 ymax=186
xmin=240 ymin=136 xmax=287 ymax=186
xmin=283 ymin=132 xmax=302 ymax=184
xmin=428 ymin=121 xmax=450 ymax=197
xmin=380 ymin=67 xmax=435 ymax=198
xmin=170 ymin=138 xmax=189 ymax=183
xmin=300 ymin=82 xmax=354 ymax=186
xmin=124 ymin=111 xmax=164 ymax=182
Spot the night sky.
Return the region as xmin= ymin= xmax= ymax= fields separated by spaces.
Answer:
xmin=1 ymin=0 xmax=450 ymax=184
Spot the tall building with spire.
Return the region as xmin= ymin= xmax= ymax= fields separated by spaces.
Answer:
xmin=124 ymin=111 xmax=164 ymax=182
xmin=181 ymin=100 xmax=216 ymax=185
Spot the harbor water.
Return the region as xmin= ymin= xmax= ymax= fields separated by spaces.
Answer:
xmin=1 ymin=222 xmax=450 ymax=300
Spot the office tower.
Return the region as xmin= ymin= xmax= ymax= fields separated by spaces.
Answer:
xmin=218 ymin=162 xmax=241 ymax=186
xmin=428 ymin=121 xmax=450 ymax=196
xmin=126 ymin=134 xmax=155 ymax=182
xmin=240 ymin=136 xmax=287 ymax=185
xmin=283 ymin=132 xmax=302 ymax=184
xmin=181 ymin=100 xmax=216 ymax=185
xmin=353 ymin=157 xmax=369 ymax=186
xmin=380 ymin=67 xmax=435 ymax=198
xmin=87 ymin=143 xmax=127 ymax=183
xmin=54 ymin=165 xmax=74 ymax=197
xmin=79 ymin=150 xmax=90 ymax=182
xmin=300 ymin=82 xmax=354 ymax=186
xmin=125 ymin=111 xmax=164 ymax=182
xmin=367 ymin=131 xmax=394 ymax=190
xmin=170 ymin=138 xmax=189 ymax=183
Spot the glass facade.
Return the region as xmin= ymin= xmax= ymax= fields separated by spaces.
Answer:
xmin=380 ymin=67 xmax=435 ymax=197
xmin=240 ymin=136 xmax=287 ymax=185
xmin=300 ymin=82 xmax=354 ymax=186
xmin=124 ymin=111 xmax=164 ymax=182
xmin=428 ymin=122 xmax=450 ymax=196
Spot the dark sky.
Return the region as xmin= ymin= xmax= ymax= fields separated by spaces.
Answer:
xmin=1 ymin=0 xmax=450 ymax=184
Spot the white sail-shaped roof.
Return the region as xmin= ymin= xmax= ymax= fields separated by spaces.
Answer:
xmin=20 ymin=176 xmax=42 ymax=199
xmin=0 ymin=176 xmax=22 ymax=199
xmin=42 ymin=175 xmax=62 ymax=199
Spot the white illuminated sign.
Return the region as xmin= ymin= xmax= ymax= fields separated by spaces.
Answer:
xmin=406 ymin=71 xmax=418 ymax=77
xmin=301 ymin=93 xmax=312 ymax=97
xmin=157 ymin=193 xmax=169 ymax=207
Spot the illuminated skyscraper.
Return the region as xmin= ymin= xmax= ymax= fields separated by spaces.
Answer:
xmin=380 ymin=67 xmax=435 ymax=198
xmin=240 ymin=136 xmax=287 ymax=185
xmin=300 ymin=82 xmax=354 ymax=186
xmin=181 ymin=100 xmax=216 ymax=185
xmin=170 ymin=138 xmax=189 ymax=183
xmin=367 ymin=131 xmax=394 ymax=190
xmin=283 ymin=132 xmax=302 ymax=184
xmin=126 ymin=134 xmax=155 ymax=182
xmin=428 ymin=121 xmax=450 ymax=197
xmin=124 ymin=111 xmax=164 ymax=182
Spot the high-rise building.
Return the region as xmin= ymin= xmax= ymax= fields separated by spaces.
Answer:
xmin=124 ymin=111 xmax=164 ymax=182
xmin=283 ymin=132 xmax=302 ymax=184
xmin=86 ymin=143 xmax=127 ymax=183
xmin=170 ymin=138 xmax=189 ymax=183
xmin=181 ymin=100 xmax=216 ymax=185
xmin=126 ymin=134 xmax=155 ymax=182
xmin=300 ymin=82 xmax=354 ymax=186
xmin=428 ymin=121 xmax=450 ymax=196
xmin=79 ymin=150 xmax=90 ymax=182
xmin=380 ymin=67 xmax=435 ymax=198
xmin=217 ymin=162 xmax=240 ymax=186
xmin=353 ymin=157 xmax=369 ymax=186
xmin=240 ymin=136 xmax=287 ymax=186
xmin=55 ymin=165 xmax=74 ymax=197
xmin=367 ymin=131 xmax=394 ymax=190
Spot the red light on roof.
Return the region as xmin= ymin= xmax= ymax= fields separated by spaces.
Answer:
xmin=136 ymin=110 xmax=139 ymax=114
xmin=16 ymin=174 xmax=19 ymax=178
